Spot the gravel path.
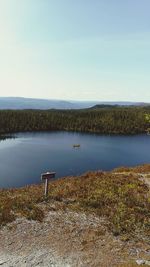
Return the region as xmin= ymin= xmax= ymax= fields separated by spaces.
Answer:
xmin=0 ymin=209 xmax=112 ymax=267
xmin=0 ymin=207 xmax=142 ymax=267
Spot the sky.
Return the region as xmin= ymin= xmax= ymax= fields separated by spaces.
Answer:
xmin=0 ymin=0 xmax=150 ymax=102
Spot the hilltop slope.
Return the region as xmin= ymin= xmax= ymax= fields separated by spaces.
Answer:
xmin=0 ymin=165 xmax=150 ymax=266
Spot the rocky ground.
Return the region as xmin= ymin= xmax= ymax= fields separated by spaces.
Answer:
xmin=0 ymin=170 xmax=150 ymax=267
xmin=0 ymin=204 xmax=150 ymax=267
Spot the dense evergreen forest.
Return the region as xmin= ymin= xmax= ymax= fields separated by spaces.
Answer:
xmin=0 ymin=105 xmax=150 ymax=135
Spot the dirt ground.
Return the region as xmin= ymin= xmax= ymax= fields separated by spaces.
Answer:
xmin=0 ymin=203 xmax=150 ymax=267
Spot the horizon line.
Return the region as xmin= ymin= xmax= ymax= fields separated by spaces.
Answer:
xmin=0 ymin=96 xmax=149 ymax=104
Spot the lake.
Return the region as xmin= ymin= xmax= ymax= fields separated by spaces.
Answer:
xmin=0 ymin=132 xmax=150 ymax=188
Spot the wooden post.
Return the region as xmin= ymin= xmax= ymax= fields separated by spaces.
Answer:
xmin=45 ymin=178 xmax=48 ymax=197
xmin=41 ymin=172 xmax=56 ymax=198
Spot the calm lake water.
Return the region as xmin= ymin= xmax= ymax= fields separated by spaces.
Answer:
xmin=0 ymin=132 xmax=150 ymax=188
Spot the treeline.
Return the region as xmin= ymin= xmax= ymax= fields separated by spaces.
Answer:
xmin=0 ymin=106 xmax=150 ymax=135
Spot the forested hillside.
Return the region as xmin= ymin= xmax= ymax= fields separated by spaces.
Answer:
xmin=0 ymin=106 xmax=150 ymax=135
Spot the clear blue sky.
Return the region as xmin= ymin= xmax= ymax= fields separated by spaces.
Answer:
xmin=0 ymin=0 xmax=150 ymax=101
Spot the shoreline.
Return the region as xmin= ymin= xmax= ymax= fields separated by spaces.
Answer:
xmin=0 ymin=129 xmax=149 ymax=138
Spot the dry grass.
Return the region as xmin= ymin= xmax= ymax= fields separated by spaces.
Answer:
xmin=0 ymin=164 xmax=150 ymax=239
xmin=0 ymin=185 xmax=44 ymax=225
xmin=48 ymin=170 xmax=150 ymax=237
xmin=113 ymin=164 xmax=150 ymax=174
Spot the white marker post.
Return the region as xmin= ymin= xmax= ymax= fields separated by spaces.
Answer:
xmin=41 ymin=172 xmax=56 ymax=197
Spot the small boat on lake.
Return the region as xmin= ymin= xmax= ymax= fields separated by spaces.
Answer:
xmin=73 ymin=144 xmax=81 ymax=148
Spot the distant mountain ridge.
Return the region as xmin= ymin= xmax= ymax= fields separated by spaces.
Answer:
xmin=0 ymin=97 xmax=149 ymax=110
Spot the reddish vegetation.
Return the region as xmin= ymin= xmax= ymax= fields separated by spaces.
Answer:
xmin=0 ymin=164 xmax=150 ymax=241
xmin=0 ymin=164 xmax=150 ymax=266
xmin=113 ymin=164 xmax=150 ymax=174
